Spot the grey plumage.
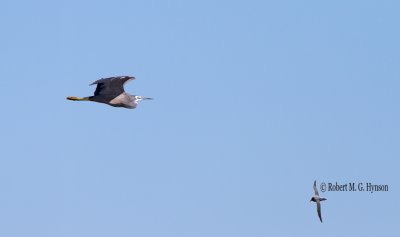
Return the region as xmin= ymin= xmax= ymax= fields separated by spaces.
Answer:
xmin=310 ymin=180 xmax=327 ymax=223
xmin=91 ymin=76 xmax=133 ymax=102
xmin=67 ymin=76 xmax=153 ymax=109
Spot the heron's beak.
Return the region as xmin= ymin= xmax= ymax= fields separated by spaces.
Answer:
xmin=142 ymin=97 xmax=154 ymax=100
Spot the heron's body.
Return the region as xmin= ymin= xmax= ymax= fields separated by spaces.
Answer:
xmin=67 ymin=76 xmax=153 ymax=109
xmin=310 ymin=180 xmax=327 ymax=223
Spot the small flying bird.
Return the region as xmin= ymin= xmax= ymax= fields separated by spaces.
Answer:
xmin=310 ymin=180 xmax=327 ymax=223
xmin=67 ymin=76 xmax=153 ymax=109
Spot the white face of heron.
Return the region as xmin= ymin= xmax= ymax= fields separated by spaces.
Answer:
xmin=134 ymin=95 xmax=153 ymax=102
xmin=134 ymin=95 xmax=143 ymax=101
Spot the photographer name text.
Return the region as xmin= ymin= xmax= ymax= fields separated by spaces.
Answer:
xmin=320 ymin=182 xmax=389 ymax=193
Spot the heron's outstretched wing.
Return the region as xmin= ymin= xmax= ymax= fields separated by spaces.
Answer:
xmin=313 ymin=180 xmax=319 ymax=196
xmin=316 ymin=201 xmax=323 ymax=223
xmin=90 ymin=76 xmax=135 ymax=98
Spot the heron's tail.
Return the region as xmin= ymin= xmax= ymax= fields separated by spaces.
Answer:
xmin=67 ymin=96 xmax=91 ymax=101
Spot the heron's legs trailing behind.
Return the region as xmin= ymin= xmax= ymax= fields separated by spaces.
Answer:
xmin=67 ymin=96 xmax=91 ymax=101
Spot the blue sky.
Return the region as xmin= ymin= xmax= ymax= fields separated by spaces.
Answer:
xmin=1 ymin=0 xmax=399 ymax=236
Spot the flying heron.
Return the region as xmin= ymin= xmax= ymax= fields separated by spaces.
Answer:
xmin=67 ymin=76 xmax=153 ymax=109
xmin=310 ymin=180 xmax=327 ymax=223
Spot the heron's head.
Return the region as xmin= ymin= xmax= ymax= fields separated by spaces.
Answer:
xmin=134 ymin=95 xmax=154 ymax=102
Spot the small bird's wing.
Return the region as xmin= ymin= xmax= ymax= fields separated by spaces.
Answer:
xmin=90 ymin=76 xmax=135 ymax=98
xmin=316 ymin=201 xmax=323 ymax=223
xmin=313 ymin=180 xmax=319 ymax=196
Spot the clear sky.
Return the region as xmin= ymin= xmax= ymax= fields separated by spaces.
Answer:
xmin=1 ymin=0 xmax=399 ymax=236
